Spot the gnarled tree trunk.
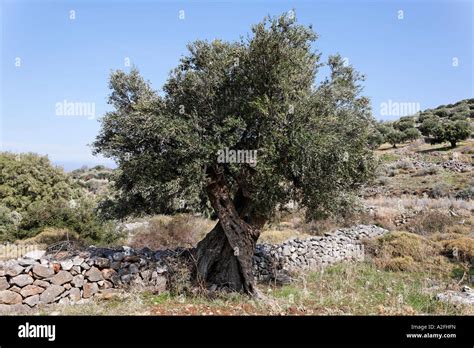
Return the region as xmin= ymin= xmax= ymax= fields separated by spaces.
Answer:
xmin=194 ymin=170 xmax=263 ymax=294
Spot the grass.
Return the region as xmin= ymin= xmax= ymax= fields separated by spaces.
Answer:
xmin=38 ymin=261 xmax=470 ymax=316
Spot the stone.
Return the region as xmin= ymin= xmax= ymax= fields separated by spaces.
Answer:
xmin=11 ymin=274 xmax=34 ymax=287
xmin=83 ymin=282 xmax=99 ymax=298
xmin=85 ymin=267 xmax=103 ymax=282
xmin=70 ymin=265 xmax=81 ymax=276
xmin=32 ymin=264 xmax=54 ymax=278
xmin=112 ymin=252 xmax=125 ymax=261
xmin=140 ymin=270 xmax=152 ymax=282
xmin=58 ymin=297 xmax=70 ymax=305
xmin=52 ymin=271 xmax=73 ymax=285
xmin=72 ymin=256 xmax=84 ymax=266
xmin=60 ymin=260 xmax=74 ymax=271
xmin=20 ymin=285 xmax=44 ymax=298
xmin=101 ymin=268 xmax=116 ymax=280
xmin=103 ymin=280 xmax=113 ymax=289
xmin=69 ymin=288 xmax=81 ymax=301
xmin=129 ymin=263 xmax=139 ymax=274
xmin=0 ymin=290 xmax=22 ymax=304
xmin=110 ymin=261 xmax=121 ymax=270
xmin=123 ymin=255 xmax=140 ymax=263
xmin=0 ymin=277 xmax=9 ymax=291
xmin=72 ymin=275 xmax=85 ymax=288
xmin=64 ymin=283 xmax=72 ymax=290
xmin=23 ymin=294 xmax=40 ymax=307
xmin=6 ymin=263 xmax=24 ymax=277
xmin=154 ymin=275 xmax=167 ymax=293
xmin=10 ymin=286 xmax=22 ymax=293
xmin=120 ymin=274 xmax=132 ymax=283
xmin=81 ymin=262 xmax=91 ymax=270
xmin=94 ymin=257 xmax=110 ymax=269
xmin=39 ymin=285 xmax=65 ymax=304
xmin=33 ymin=279 xmax=50 ymax=288
xmin=17 ymin=258 xmax=37 ymax=266
xmin=23 ymin=250 xmax=45 ymax=260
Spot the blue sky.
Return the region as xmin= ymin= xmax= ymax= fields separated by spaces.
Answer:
xmin=1 ymin=0 xmax=472 ymax=170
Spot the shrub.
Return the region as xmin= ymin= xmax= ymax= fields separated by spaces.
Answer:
xmin=413 ymin=166 xmax=439 ymax=176
xmin=13 ymin=198 xmax=119 ymax=245
xmin=364 ymin=232 xmax=449 ymax=273
xmin=0 ymin=152 xmax=80 ymax=212
xmin=391 ymin=160 xmax=414 ymax=170
xmin=441 ymin=238 xmax=474 ymax=263
xmin=406 ymin=211 xmax=455 ymax=235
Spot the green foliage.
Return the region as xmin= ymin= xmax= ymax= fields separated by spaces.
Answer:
xmin=430 ymin=120 xmax=471 ymax=147
xmin=0 ymin=152 xmax=80 ymax=212
xmin=394 ymin=117 xmax=416 ymax=132
xmin=0 ymin=152 xmax=119 ymax=244
xmin=14 ymin=197 xmax=119 ymax=244
xmin=403 ymin=127 xmax=421 ymax=142
xmin=367 ymin=129 xmax=384 ymax=149
xmin=385 ymin=129 xmax=405 ymax=148
xmin=419 ymin=116 xmax=440 ymax=136
xmin=93 ymin=13 xmax=376 ymax=222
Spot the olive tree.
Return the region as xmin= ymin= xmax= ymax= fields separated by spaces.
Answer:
xmin=93 ymin=13 xmax=376 ymax=294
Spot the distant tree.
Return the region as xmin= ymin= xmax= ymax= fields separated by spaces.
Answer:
xmin=431 ymin=120 xmax=471 ymax=148
xmin=403 ymin=127 xmax=421 ymax=142
xmin=376 ymin=123 xmax=392 ymax=136
xmin=385 ymin=129 xmax=405 ymax=148
xmin=367 ymin=128 xmax=384 ymax=149
xmin=93 ymin=13 xmax=376 ymax=294
xmin=419 ymin=116 xmax=441 ymax=137
xmin=394 ymin=117 xmax=416 ymax=132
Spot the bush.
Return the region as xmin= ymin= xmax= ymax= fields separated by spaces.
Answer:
xmin=13 ymin=198 xmax=120 ymax=245
xmin=413 ymin=166 xmax=439 ymax=176
xmin=391 ymin=160 xmax=414 ymax=170
xmin=406 ymin=211 xmax=455 ymax=235
xmin=0 ymin=152 xmax=80 ymax=212
xmin=441 ymin=238 xmax=474 ymax=263
xmin=364 ymin=232 xmax=449 ymax=273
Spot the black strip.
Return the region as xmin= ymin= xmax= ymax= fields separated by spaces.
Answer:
xmin=0 ymin=315 xmax=472 ymax=347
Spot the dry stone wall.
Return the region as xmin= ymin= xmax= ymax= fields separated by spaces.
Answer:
xmin=0 ymin=224 xmax=387 ymax=312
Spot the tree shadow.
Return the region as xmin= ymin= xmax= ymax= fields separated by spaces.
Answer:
xmin=417 ymin=145 xmax=453 ymax=153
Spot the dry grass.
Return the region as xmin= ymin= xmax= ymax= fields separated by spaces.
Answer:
xmin=440 ymin=238 xmax=474 ymax=263
xmin=129 ymin=214 xmax=215 ymax=250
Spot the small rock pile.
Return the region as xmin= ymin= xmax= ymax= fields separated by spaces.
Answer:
xmin=253 ymin=225 xmax=388 ymax=281
xmin=441 ymin=160 xmax=471 ymax=173
xmin=437 ymin=286 xmax=474 ymax=306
